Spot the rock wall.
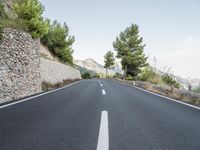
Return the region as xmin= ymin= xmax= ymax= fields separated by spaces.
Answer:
xmin=0 ymin=28 xmax=42 ymax=103
xmin=0 ymin=28 xmax=81 ymax=103
xmin=40 ymin=58 xmax=81 ymax=84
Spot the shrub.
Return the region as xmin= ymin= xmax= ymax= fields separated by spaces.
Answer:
xmin=13 ymin=0 xmax=49 ymax=38
xmin=0 ymin=17 xmax=28 ymax=31
xmin=58 ymin=48 xmax=73 ymax=65
xmin=125 ymin=75 xmax=134 ymax=81
xmin=162 ymin=74 xmax=180 ymax=89
xmin=0 ymin=0 xmax=7 ymax=18
xmin=138 ymin=66 xmax=162 ymax=85
xmin=81 ymin=72 xmax=92 ymax=79
xmin=193 ymin=86 xmax=200 ymax=93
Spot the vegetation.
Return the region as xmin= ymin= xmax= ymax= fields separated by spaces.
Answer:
xmin=125 ymin=75 xmax=134 ymax=81
xmin=161 ymin=74 xmax=180 ymax=89
xmin=42 ymin=79 xmax=79 ymax=91
xmin=13 ymin=0 xmax=49 ymax=38
xmin=0 ymin=0 xmax=6 ymax=18
xmin=0 ymin=0 xmax=75 ymax=65
xmin=138 ymin=65 xmax=181 ymax=89
xmin=104 ymin=51 xmax=115 ymax=77
xmin=0 ymin=0 xmax=48 ymax=38
xmin=75 ymin=64 xmax=97 ymax=79
xmin=139 ymin=66 xmax=162 ymax=85
xmin=81 ymin=72 xmax=92 ymax=79
xmin=41 ymin=20 xmax=75 ymax=65
xmin=113 ymin=73 xmax=122 ymax=79
xmin=193 ymin=86 xmax=200 ymax=93
xmin=113 ymin=24 xmax=148 ymax=78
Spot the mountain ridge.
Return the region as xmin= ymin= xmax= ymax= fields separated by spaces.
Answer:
xmin=74 ymin=58 xmax=123 ymax=75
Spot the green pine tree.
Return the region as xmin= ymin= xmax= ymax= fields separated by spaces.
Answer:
xmin=113 ymin=24 xmax=148 ymax=78
xmin=41 ymin=20 xmax=75 ymax=65
xmin=104 ymin=51 xmax=115 ymax=77
xmin=14 ymin=0 xmax=49 ymax=38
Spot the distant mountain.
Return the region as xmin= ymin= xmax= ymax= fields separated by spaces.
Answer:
xmin=74 ymin=64 xmax=97 ymax=78
xmin=74 ymin=58 xmax=123 ymax=75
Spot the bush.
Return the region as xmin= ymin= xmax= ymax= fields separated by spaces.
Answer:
xmin=81 ymin=72 xmax=92 ymax=79
xmin=138 ymin=66 xmax=162 ymax=85
xmin=13 ymin=0 xmax=49 ymax=38
xmin=58 ymin=48 xmax=73 ymax=65
xmin=125 ymin=75 xmax=134 ymax=81
xmin=0 ymin=17 xmax=28 ymax=31
xmin=0 ymin=0 xmax=7 ymax=18
xmin=162 ymin=74 xmax=180 ymax=89
xmin=41 ymin=20 xmax=74 ymax=65
xmin=193 ymin=86 xmax=200 ymax=93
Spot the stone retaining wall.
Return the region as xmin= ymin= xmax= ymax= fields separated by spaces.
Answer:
xmin=0 ymin=28 xmax=81 ymax=103
xmin=0 ymin=28 xmax=41 ymax=103
xmin=40 ymin=58 xmax=81 ymax=84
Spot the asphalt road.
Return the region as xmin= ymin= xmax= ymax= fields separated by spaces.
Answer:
xmin=0 ymin=79 xmax=200 ymax=150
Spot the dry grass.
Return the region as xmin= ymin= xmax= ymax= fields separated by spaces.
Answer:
xmin=116 ymin=78 xmax=200 ymax=107
xmin=42 ymin=79 xmax=80 ymax=92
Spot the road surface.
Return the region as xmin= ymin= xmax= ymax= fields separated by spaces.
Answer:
xmin=0 ymin=79 xmax=200 ymax=150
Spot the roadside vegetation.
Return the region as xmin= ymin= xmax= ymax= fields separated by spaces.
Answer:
xmin=108 ymin=23 xmax=181 ymax=89
xmin=193 ymin=86 xmax=200 ymax=93
xmin=138 ymin=66 xmax=180 ymax=89
xmin=41 ymin=20 xmax=74 ymax=65
xmin=0 ymin=0 xmax=74 ymax=65
xmin=42 ymin=79 xmax=79 ymax=91
xmin=104 ymin=51 xmax=115 ymax=77
xmin=113 ymin=24 xmax=148 ymax=79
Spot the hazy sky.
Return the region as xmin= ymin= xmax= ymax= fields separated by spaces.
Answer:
xmin=40 ymin=0 xmax=200 ymax=79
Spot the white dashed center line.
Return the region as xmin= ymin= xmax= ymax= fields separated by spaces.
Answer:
xmin=97 ymin=110 xmax=109 ymax=150
xmin=102 ymin=89 xmax=106 ymax=95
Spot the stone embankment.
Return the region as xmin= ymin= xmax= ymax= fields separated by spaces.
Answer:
xmin=0 ymin=28 xmax=81 ymax=103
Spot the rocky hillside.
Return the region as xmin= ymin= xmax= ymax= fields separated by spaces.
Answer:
xmin=74 ymin=58 xmax=123 ymax=75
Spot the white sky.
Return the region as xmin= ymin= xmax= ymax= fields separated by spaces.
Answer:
xmin=40 ymin=0 xmax=200 ymax=79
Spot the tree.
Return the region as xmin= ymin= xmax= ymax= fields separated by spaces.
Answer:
xmin=113 ymin=24 xmax=148 ymax=79
xmin=14 ymin=0 xmax=49 ymax=38
xmin=104 ymin=51 xmax=115 ymax=77
xmin=41 ymin=20 xmax=75 ymax=65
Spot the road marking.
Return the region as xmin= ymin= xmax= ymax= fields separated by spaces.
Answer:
xmin=102 ymin=89 xmax=106 ymax=95
xmin=100 ymin=84 xmax=103 ymax=87
xmin=0 ymin=81 xmax=81 ymax=109
xmin=97 ymin=111 xmax=109 ymax=150
xmin=115 ymin=80 xmax=200 ymax=110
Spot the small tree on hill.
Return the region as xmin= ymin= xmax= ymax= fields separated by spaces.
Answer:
xmin=113 ymin=24 xmax=148 ymax=79
xmin=41 ymin=20 xmax=75 ymax=65
xmin=104 ymin=51 xmax=115 ymax=77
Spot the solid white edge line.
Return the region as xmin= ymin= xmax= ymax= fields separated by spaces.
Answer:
xmin=102 ymin=89 xmax=106 ymax=95
xmin=115 ymin=80 xmax=200 ymax=110
xmin=97 ymin=110 xmax=109 ymax=150
xmin=0 ymin=81 xmax=81 ymax=109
